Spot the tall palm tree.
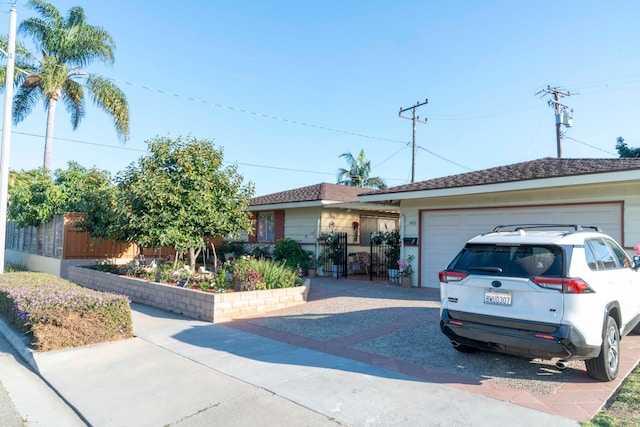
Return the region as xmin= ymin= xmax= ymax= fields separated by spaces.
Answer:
xmin=336 ymin=149 xmax=387 ymax=189
xmin=0 ymin=0 xmax=129 ymax=170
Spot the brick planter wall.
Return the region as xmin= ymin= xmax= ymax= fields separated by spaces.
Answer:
xmin=67 ymin=266 xmax=310 ymax=323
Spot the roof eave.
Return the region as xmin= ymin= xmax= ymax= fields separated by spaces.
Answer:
xmin=249 ymin=200 xmax=324 ymax=210
xmin=333 ymin=201 xmax=400 ymax=213
xmin=249 ymin=199 xmax=399 ymax=212
xmin=358 ymin=169 xmax=640 ymax=202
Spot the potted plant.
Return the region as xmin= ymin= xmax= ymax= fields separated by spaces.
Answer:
xmin=306 ymin=253 xmax=318 ymax=277
xmin=398 ymin=254 xmax=415 ymax=287
xmin=316 ymin=252 xmax=326 ymax=276
xmin=319 ymin=231 xmax=344 ymax=277
xmin=385 ymin=230 xmax=401 ymax=283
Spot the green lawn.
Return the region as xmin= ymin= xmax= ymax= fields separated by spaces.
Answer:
xmin=585 ymin=364 xmax=640 ymax=426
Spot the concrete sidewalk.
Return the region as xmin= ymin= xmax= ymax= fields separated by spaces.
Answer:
xmin=0 ymin=332 xmax=85 ymax=426
xmin=1 ymin=300 xmax=579 ymax=426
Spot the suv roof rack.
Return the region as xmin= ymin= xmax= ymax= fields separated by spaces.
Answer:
xmin=491 ymin=224 xmax=603 ymax=233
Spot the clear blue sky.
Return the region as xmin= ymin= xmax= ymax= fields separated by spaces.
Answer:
xmin=1 ymin=1 xmax=639 ymax=196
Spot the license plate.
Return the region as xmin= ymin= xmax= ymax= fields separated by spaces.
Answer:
xmin=484 ymin=290 xmax=512 ymax=306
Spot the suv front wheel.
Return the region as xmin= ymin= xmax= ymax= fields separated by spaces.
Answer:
xmin=585 ymin=316 xmax=620 ymax=381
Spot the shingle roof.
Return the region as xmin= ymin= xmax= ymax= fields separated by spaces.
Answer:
xmin=372 ymin=157 xmax=640 ymax=195
xmin=250 ymin=182 xmax=374 ymax=206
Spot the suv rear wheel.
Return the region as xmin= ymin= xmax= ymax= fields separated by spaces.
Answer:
xmin=585 ymin=316 xmax=620 ymax=381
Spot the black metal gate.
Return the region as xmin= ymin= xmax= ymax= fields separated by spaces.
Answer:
xmin=368 ymin=231 xmax=401 ymax=283
xmin=320 ymin=232 xmax=348 ymax=279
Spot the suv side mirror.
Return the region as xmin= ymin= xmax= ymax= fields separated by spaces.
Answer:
xmin=634 ymin=256 xmax=640 ymax=271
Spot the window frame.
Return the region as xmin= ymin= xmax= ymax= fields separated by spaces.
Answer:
xmin=256 ymin=211 xmax=275 ymax=243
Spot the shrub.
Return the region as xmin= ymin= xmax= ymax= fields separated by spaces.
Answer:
xmin=273 ymin=238 xmax=306 ymax=269
xmin=4 ymin=263 xmax=28 ymax=272
xmin=249 ymin=244 xmax=271 ymax=259
xmin=232 ymin=256 xmax=301 ymax=289
xmin=219 ymin=241 xmax=246 ymax=259
xmin=0 ymin=272 xmax=133 ymax=351
xmin=255 ymin=259 xmax=302 ymax=289
xmin=233 ymin=269 xmax=263 ymax=291
xmin=211 ymin=263 xmax=233 ymax=291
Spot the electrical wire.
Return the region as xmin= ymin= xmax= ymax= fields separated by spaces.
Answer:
xmin=564 ymin=136 xmax=617 ymax=156
xmin=8 ymin=37 xmax=636 ymax=178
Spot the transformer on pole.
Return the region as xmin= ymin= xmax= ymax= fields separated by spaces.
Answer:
xmin=538 ymin=86 xmax=573 ymax=158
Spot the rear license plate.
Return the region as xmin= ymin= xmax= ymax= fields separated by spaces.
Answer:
xmin=484 ymin=290 xmax=512 ymax=306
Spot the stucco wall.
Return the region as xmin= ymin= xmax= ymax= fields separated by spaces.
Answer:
xmin=6 ymin=249 xmax=136 ymax=279
xmin=5 ymin=250 xmax=62 ymax=276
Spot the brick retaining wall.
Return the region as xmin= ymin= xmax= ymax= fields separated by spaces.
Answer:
xmin=67 ymin=266 xmax=310 ymax=323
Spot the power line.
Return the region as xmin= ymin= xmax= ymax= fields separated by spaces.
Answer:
xmin=108 ymin=78 xmax=473 ymax=175
xmin=564 ymin=136 xmax=617 ymax=156
xmin=5 ymin=128 xmax=412 ymax=182
xmin=416 ymin=146 xmax=472 ymax=171
xmin=9 ymin=130 xmax=146 ymax=152
xmin=111 ymin=78 xmax=410 ymax=145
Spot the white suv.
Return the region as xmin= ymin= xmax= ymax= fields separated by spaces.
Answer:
xmin=439 ymin=224 xmax=640 ymax=382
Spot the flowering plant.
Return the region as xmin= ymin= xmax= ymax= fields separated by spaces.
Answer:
xmin=318 ymin=231 xmax=339 ymax=245
xmin=319 ymin=231 xmax=342 ymax=263
xmin=398 ymin=254 xmax=415 ymax=277
xmin=371 ymin=231 xmax=383 ymax=244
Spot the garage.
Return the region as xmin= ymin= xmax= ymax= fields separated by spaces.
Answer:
xmin=420 ymin=203 xmax=623 ymax=288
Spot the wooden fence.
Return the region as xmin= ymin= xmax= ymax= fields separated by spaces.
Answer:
xmin=6 ymin=212 xmax=173 ymax=260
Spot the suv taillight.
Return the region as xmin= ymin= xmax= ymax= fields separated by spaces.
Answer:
xmin=439 ymin=271 xmax=468 ymax=283
xmin=530 ymin=277 xmax=594 ymax=294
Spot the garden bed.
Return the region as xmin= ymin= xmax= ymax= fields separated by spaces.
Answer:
xmin=0 ymin=272 xmax=133 ymax=351
xmin=67 ymin=266 xmax=310 ymax=323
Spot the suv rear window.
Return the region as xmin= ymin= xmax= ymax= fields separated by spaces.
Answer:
xmin=449 ymin=244 xmax=564 ymax=278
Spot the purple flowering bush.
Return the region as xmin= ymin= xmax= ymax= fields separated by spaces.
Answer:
xmin=0 ymin=272 xmax=133 ymax=351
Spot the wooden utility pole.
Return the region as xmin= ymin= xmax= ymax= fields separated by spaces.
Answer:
xmin=539 ymin=86 xmax=572 ymax=158
xmin=399 ymin=99 xmax=428 ymax=183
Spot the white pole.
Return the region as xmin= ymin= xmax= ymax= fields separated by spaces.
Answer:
xmin=0 ymin=5 xmax=17 ymax=274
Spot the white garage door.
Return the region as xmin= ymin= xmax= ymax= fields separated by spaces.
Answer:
xmin=420 ymin=203 xmax=622 ymax=288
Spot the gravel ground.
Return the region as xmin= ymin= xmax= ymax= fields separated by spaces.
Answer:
xmin=249 ymin=279 xmax=586 ymax=396
xmin=353 ymin=321 xmax=585 ymax=395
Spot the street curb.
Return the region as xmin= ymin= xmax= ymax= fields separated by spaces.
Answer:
xmin=0 ymin=317 xmax=38 ymax=373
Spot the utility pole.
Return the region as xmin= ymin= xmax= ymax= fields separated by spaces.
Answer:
xmin=539 ymin=86 xmax=573 ymax=158
xmin=399 ymin=99 xmax=428 ymax=183
xmin=0 ymin=4 xmax=17 ymax=274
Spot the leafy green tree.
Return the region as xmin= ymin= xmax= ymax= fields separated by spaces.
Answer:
xmin=616 ymin=137 xmax=640 ymax=158
xmin=7 ymin=162 xmax=115 ymax=230
xmin=113 ymin=135 xmax=255 ymax=270
xmin=8 ymin=168 xmax=64 ymax=227
xmin=54 ymin=161 xmax=113 ymax=213
xmin=336 ymin=149 xmax=387 ymax=189
xmin=0 ymin=0 xmax=129 ymax=169
xmin=53 ymin=162 xmax=118 ymax=238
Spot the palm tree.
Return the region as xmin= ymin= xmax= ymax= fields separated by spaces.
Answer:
xmin=336 ymin=149 xmax=387 ymax=189
xmin=0 ymin=0 xmax=129 ymax=170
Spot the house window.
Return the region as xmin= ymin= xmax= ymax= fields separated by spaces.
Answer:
xmin=257 ymin=212 xmax=275 ymax=242
xmin=360 ymin=216 xmax=398 ymax=246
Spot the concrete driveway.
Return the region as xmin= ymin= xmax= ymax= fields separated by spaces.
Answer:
xmin=226 ymin=276 xmax=640 ymax=422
